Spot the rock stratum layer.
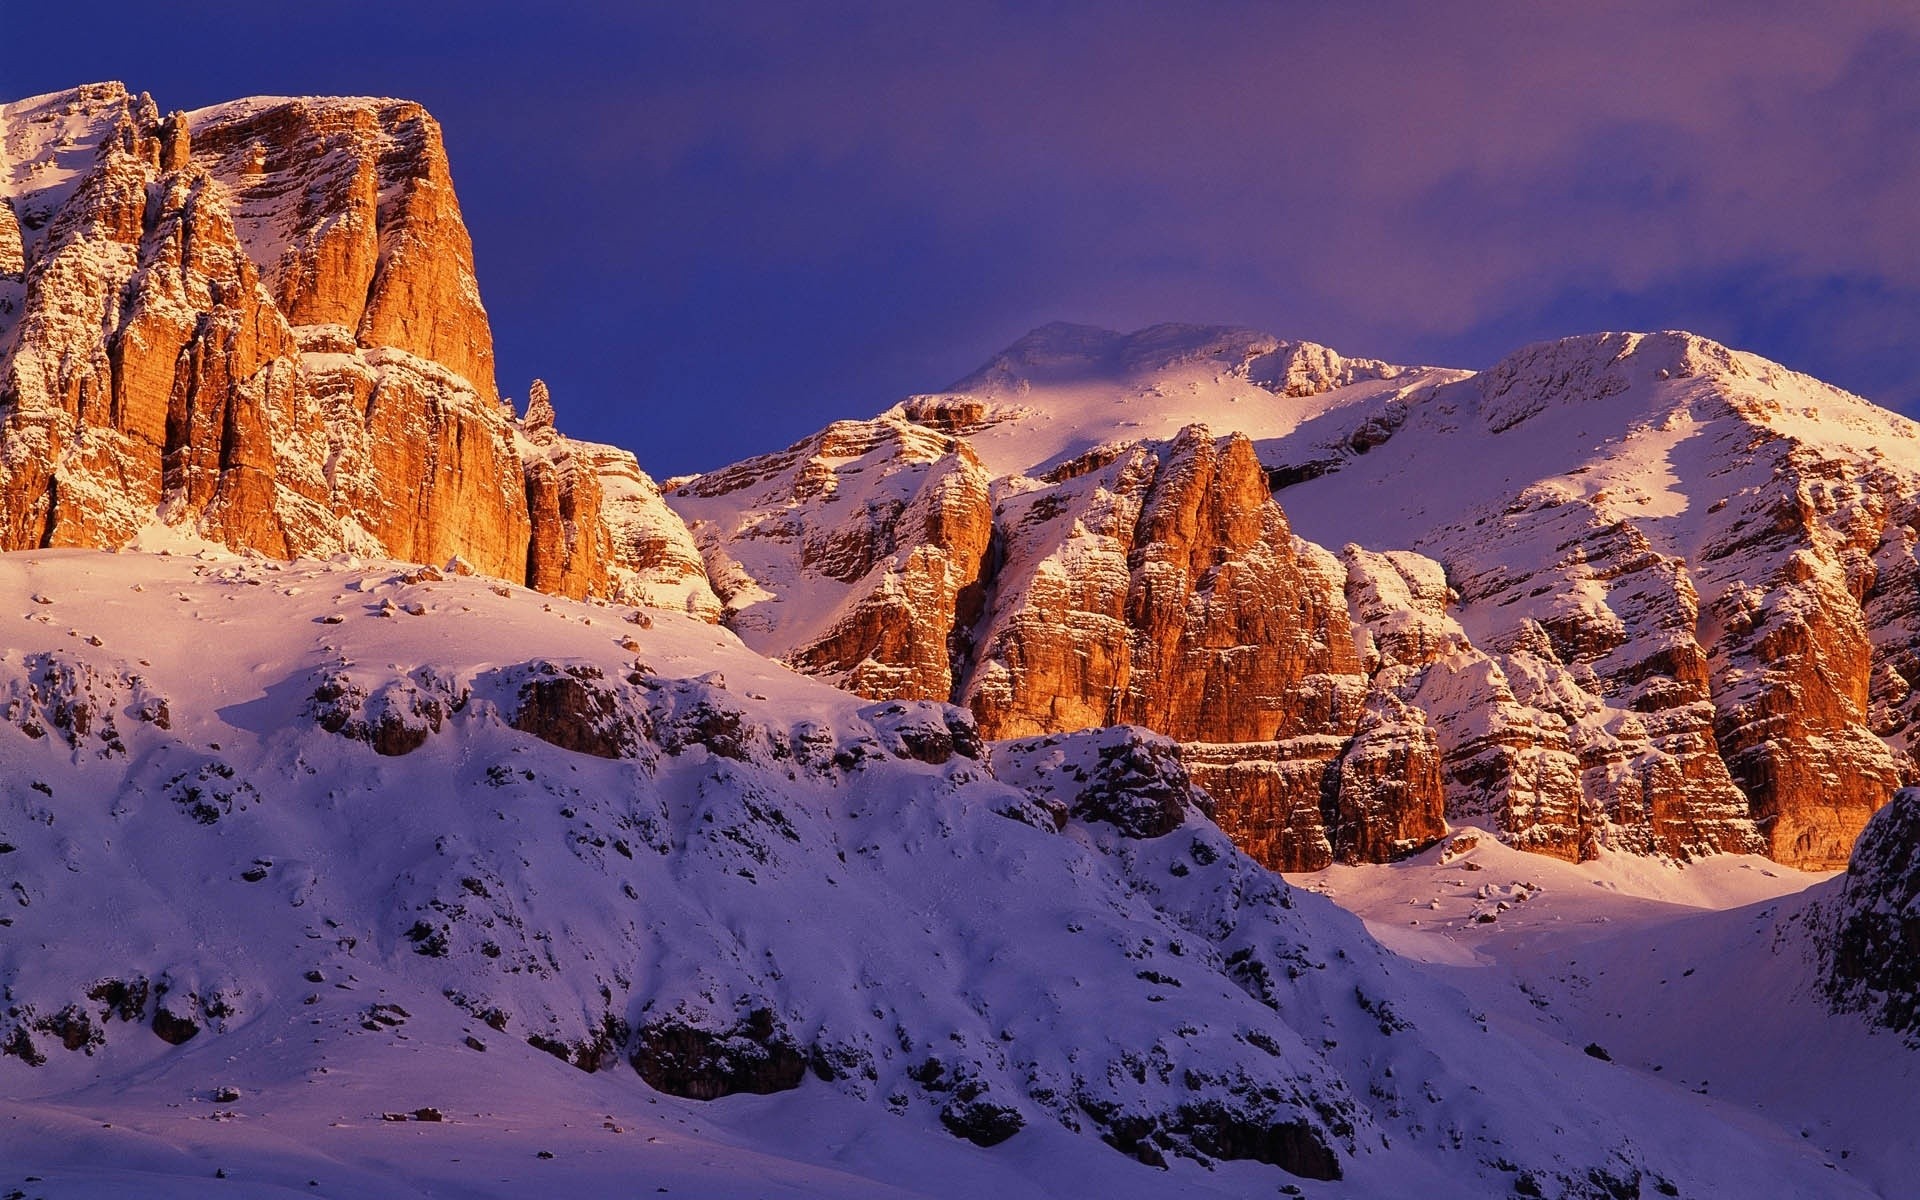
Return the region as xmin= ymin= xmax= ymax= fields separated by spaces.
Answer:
xmin=0 ymin=83 xmax=719 ymax=616
xmin=675 ymin=325 xmax=1920 ymax=872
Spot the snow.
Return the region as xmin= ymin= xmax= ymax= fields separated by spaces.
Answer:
xmin=667 ymin=414 xmax=981 ymax=662
xmin=1268 ymin=330 xmax=1920 ymax=563
xmin=1295 ymin=828 xmax=1920 ymax=1196
xmin=0 ymin=547 xmax=1899 ymax=1197
xmin=892 ymin=322 xmax=1466 ymax=480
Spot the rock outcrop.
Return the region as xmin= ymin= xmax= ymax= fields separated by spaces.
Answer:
xmin=673 ymin=325 xmax=1920 ymax=872
xmin=1821 ymin=787 xmax=1920 ymax=1043
xmin=0 ymin=83 xmax=718 ymax=617
xmin=668 ymin=413 xmax=993 ymax=700
xmin=959 ymin=426 xmax=1445 ymax=868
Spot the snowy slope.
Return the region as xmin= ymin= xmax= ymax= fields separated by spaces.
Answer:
xmin=889 ymin=322 xmax=1466 ymax=480
xmin=1267 ymin=329 xmax=1920 ymax=563
xmin=0 ymin=545 xmax=1885 ymax=1198
xmin=1297 ymin=828 xmax=1920 ymax=1198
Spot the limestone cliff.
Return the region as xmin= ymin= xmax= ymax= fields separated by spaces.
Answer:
xmin=668 ymin=413 xmax=993 ymax=701
xmin=0 ymin=83 xmax=718 ymax=619
xmin=675 ymin=325 xmax=1920 ymax=873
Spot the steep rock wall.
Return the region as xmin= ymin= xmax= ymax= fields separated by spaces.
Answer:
xmin=0 ymin=83 xmax=717 ymax=617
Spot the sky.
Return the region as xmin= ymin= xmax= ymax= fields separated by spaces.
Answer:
xmin=5 ymin=1 xmax=1919 ymax=475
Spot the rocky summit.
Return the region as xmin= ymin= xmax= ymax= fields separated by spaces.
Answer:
xmin=0 ymin=83 xmax=718 ymax=616
xmin=4 ymin=85 xmax=1917 ymax=876
xmin=676 ymin=325 xmax=1920 ymax=872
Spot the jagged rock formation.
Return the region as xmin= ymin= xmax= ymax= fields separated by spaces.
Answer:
xmin=676 ymin=325 xmax=1920 ymax=871
xmin=960 ymin=426 xmax=1443 ymax=870
xmin=5 ymin=82 xmax=1914 ymax=873
xmin=668 ymin=413 xmax=994 ymax=700
xmin=1821 ymin=787 xmax=1920 ymax=1044
xmin=0 ymin=83 xmax=718 ymax=617
xmin=1273 ymin=331 xmax=1912 ymax=869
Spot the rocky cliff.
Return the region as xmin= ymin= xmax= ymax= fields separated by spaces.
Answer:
xmin=667 ymin=412 xmax=994 ymax=700
xmin=1821 ymin=787 xmax=1920 ymax=1043
xmin=675 ymin=326 xmax=1920 ymax=872
xmin=7 ymin=83 xmax=1914 ymax=875
xmin=0 ymin=83 xmax=718 ymax=616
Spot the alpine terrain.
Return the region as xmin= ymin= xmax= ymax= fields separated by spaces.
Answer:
xmin=2 ymin=83 xmax=1916 ymax=1199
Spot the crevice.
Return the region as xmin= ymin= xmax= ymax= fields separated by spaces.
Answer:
xmin=947 ymin=517 xmax=1005 ymax=708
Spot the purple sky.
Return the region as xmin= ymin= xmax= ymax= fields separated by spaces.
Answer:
xmin=9 ymin=1 xmax=1920 ymax=474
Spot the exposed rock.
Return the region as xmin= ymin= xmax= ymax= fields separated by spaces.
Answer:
xmin=0 ymin=84 xmax=718 ymax=615
xmin=958 ymin=427 xmax=1440 ymax=868
xmin=1182 ymin=739 xmax=1343 ymax=870
xmin=191 ymin=93 xmax=497 ymax=401
xmin=309 ymin=663 xmax=461 ymax=756
xmin=995 ymin=727 xmax=1208 ymax=840
xmin=965 ymin=427 xmax=1366 ymax=744
xmin=670 ymin=413 xmax=994 ymax=701
xmin=1821 ymin=787 xmax=1920 ymax=1042
xmin=520 ymin=380 xmax=608 ymax=600
xmin=516 ymin=380 xmax=722 ymax=614
xmin=0 ymin=197 xmax=22 ymax=276
xmin=151 ymin=1002 xmax=200 ymax=1045
xmin=859 ymin=700 xmax=986 ymax=765
xmin=574 ymin=438 xmax=722 ymax=620
xmin=631 ymin=1006 xmax=807 ymax=1101
xmin=500 ymin=661 xmax=643 ymax=760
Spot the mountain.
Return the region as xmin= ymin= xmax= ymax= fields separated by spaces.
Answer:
xmin=0 ymin=546 xmax=1890 ymax=1198
xmin=0 ymin=83 xmax=719 ymax=617
xmin=7 ymin=82 xmax=1911 ymax=877
xmin=5 ymin=81 xmax=1919 ymax=1197
xmin=674 ymin=325 xmax=1920 ymax=872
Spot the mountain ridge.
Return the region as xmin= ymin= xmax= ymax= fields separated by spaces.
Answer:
xmin=4 ymin=82 xmax=1919 ymax=1197
xmin=675 ymin=322 xmax=1920 ymax=872
xmin=3 ymin=80 xmax=1914 ymax=875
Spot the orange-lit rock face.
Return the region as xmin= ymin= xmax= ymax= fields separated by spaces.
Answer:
xmin=0 ymin=84 xmax=718 ymax=617
xmin=965 ymin=429 xmax=1365 ymax=743
xmin=678 ymin=328 xmax=1920 ymax=872
xmin=1697 ymin=453 xmax=1908 ymax=870
xmin=669 ymin=414 xmax=995 ymax=702
xmin=957 ymin=431 xmax=1444 ymax=870
xmin=192 ymin=94 xmax=497 ymax=404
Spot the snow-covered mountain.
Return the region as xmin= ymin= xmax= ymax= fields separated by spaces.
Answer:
xmin=5 ymin=81 xmax=1920 ymax=1197
xmin=0 ymin=545 xmax=1904 ymax=1198
xmin=675 ymin=324 xmax=1920 ymax=873
xmin=8 ymin=81 xmax=1911 ymax=877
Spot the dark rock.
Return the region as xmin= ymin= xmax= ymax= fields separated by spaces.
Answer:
xmin=1172 ymin=1102 xmax=1342 ymax=1181
xmin=152 ymin=1005 xmax=200 ymax=1046
xmin=87 ymin=977 xmax=150 ymax=1022
xmin=939 ymin=1093 xmax=1025 ymax=1147
xmin=632 ymin=1006 xmax=806 ymax=1101
xmin=996 ymin=728 xmax=1205 ymax=840
xmin=505 ymin=663 xmax=642 ymax=758
xmin=1 ymin=1026 xmax=45 ymax=1067
xmin=44 ymin=1005 xmax=99 ymax=1053
xmin=1822 ymin=787 xmax=1920 ymax=1041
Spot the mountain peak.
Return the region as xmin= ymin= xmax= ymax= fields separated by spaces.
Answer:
xmin=1474 ymin=330 xmax=1753 ymax=435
